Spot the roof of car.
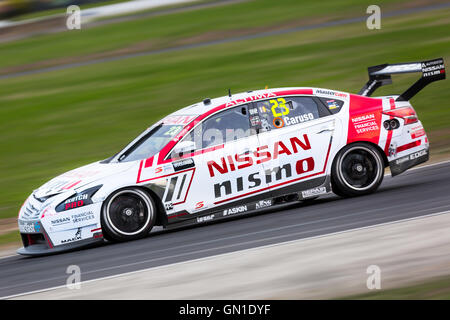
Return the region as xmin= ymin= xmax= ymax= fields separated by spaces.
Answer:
xmin=171 ymin=87 xmax=304 ymax=117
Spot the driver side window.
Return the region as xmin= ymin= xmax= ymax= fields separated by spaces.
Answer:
xmin=170 ymin=105 xmax=254 ymax=158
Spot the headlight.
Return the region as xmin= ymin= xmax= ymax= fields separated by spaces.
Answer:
xmin=55 ymin=185 xmax=102 ymax=212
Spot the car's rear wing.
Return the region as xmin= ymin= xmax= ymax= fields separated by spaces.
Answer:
xmin=358 ymin=58 xmax=446 ymax=101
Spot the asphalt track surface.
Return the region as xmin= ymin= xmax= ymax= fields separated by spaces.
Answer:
xmin=1 ymin=2 xmax=450 ymax=80
xmin=0 ymin=161 xmax=449 ymax=298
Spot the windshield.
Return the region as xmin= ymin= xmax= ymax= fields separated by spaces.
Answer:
xmin=118 ymin=123 xmax=184 ymax=162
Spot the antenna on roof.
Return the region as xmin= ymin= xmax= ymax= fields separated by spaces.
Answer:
xmin=228 ymin=88 xmax=232 ymax=98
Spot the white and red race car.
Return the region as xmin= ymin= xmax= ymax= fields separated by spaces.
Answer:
xmin=17 ymin=58 xmax=445 ymax=255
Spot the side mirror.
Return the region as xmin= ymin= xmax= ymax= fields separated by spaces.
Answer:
xmin=172 ymin=140 xmax=196 ymax=158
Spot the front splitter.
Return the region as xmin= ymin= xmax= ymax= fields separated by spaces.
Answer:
xmin=17 ymin=238 xmax=104 ymax=257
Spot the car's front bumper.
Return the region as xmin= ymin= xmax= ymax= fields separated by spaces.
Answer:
xmin=17 ymin=236 xmax=104 ymax=256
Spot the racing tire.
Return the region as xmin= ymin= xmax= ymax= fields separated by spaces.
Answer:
xmin=331 ymin=143 xmax=384 ymax=197
xmin=101 ymin=188 xmax=156 ymax=242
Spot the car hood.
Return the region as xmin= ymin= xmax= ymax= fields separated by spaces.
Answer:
xmin=34 ymin=160 xmax=135 ymax=200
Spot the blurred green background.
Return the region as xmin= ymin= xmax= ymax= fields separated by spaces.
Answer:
xmin=0 ymin=0 xmax=449 ymax=220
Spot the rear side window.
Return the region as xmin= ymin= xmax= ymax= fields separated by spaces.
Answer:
xmin=319 ymin=97 xmax=344 ymax=114
xmin=255 ymin=96 xmax=327 ymax=131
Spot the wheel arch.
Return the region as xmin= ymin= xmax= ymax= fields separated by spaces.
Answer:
xmin=139 ymin=186 xmax=167 ymax=227
xmin=337 ymin=140 xmax=388 ymax=168
xmin=100 ymin=185 xmax=167 ymax=231
xmin=330 ymin=140 xmax=386 ymax=197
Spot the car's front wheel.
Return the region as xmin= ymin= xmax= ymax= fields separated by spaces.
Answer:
xmin=331 ymin=143 xmax=385 ymax=197
xmin=101 ymin=188 xmax=156 ymax=242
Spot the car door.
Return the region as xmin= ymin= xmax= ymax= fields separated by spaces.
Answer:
xmin=253 ymin=95 xmax=338 ymax=198
xmin=166 ymin=104 xmax=268 ymax=218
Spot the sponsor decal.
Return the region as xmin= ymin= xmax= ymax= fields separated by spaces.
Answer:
xmin=259 ymin=105 xmax=269 ymax=113
xmin=316 ymin=89 xmax=347 ymax=98
xmin=351 ymin=113 xmax=379 ymax=134
xmin=302 ymin=187 xmax=327 ymax=198
xmin=55 ymin=186 xmax=101 ymax=212
xmin=249 ymin=107 xmax=259 ymax=115
xmin=165 ymin=202 xmax=174 ymax=211
xmin=172 ymin=158 xmax=195 ymax=172
xmin=162 ymin=115 xmax=196 ymax=125
xmin=63 ymin=194 xmax=89 ymax=211
xmin=225 ymin=92 xmax=277 ymax=107
xmin=395 ymin=155 xmax=409 ymax=165
xmin=51 ymin=217 xmax=71 ymax=226
xmin=410 ymin=127 xmax=425 ymax=139
xmin=41 ymin=179 xmax=82 ymax=195
xmin=156 ymin=165 xmax=172 ymax=174
xmin=255 ymin=199 xmax=272 ymax=210
xmin=249 ymin=106 xmax=262 ymax=128
xmin=388 ymin=142 xmax=397 ymax=157
xmin=195 ymin=201 xmax=205 ymax=210
xmin=421 ymin=59 xmax=445 ymax=78
xmin=207 ymin=133 xmax=315 ymax=199
xmin=223 ymin=205 xmax=247 ymax=217
xmin=197 ymin=214 xmax=214 ymax=223
xmin=250 ymin=115 xmax=261 ymax=127
xmin=71 ymin=211 xmax=94 ymax=224
xmin=61 ymin=228 xmax=82 ymax=244
xmin=273 ymin=117 xmax=284 ymax=128
xmin=207 ymin=134 xmax=311 ymax=177
xmin=213 ymin=158 xmax=315 ymax=199
xmin=326 ymin=100 xmax=339 ymax=110
xmin=410 ymin=149 xmax=427 ymax=160
xmin=283 ymin=113 xmax=314 ymax=125
xmin=161 ymin=170 xmax=195 ymax=205
xmin=347 ymin=95 xmax=383 ymax=144
xmin=395 ymin=149 xmax=427 ymax=165
xmin=18 ymin=220 xmax=40 ymax=233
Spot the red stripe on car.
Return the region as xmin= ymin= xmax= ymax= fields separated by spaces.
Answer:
xmin=397 ymin=140 xmax=422 ymax=153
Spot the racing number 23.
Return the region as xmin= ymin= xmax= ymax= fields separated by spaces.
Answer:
xmin=270 ymin=98 xmax=290 ymax=117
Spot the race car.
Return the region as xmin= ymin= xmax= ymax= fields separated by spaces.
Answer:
xmin=17 ymin=58 xmax=445 ymax=256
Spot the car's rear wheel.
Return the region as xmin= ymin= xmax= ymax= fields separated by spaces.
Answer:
xmin=101 ymin=188 xmax=156 ymax=242
xmin=331 ymin=143 xmax=384 ymax=197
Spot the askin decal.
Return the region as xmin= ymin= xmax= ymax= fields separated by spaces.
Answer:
xmin=223 ymin=205 xmax=247 ymax=216
xmin=208 ymin=133 xmax=315 ymax=198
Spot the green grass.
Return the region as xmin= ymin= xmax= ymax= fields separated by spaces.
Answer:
xmin=0 ymin=0 xmax=416 ymax=70
xmin=0 ymin=231 xmax=21 ymax=246
xmin=344 ymin=276 xmax=450 ymax=299
xmin=0 ymin=2 xmax=449 ymax=221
